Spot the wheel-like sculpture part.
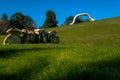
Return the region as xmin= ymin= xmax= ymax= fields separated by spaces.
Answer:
xmin=42 ymin=36 xmax=47 ymax=43
xmin=50 ymin=36 xmax=60 ymax=44
xmin=3 ymin=34 xmax=21 ymax=45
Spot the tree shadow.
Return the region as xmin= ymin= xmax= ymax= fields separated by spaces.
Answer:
xmin=0 ymin=48 xmax=39 ymax=58
xmin=57 ymin=56 xmax=120 ymax=80
xmin=0 ymin=54 xmax=51 ymax=80
xmin=0 ymin=46 xmax=64 ymax=58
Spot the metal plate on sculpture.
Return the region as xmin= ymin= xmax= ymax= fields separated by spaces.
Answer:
xmin=4 ymin=35 xmax=21 ymax=44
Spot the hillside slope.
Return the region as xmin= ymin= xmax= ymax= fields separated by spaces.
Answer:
xmin=47 ymin=17 xmax=120 ymax=47
xmin=0 ymin=17 xmax=120 ymax=46
xmin=0 ymin=17 xmax=120 ymax=80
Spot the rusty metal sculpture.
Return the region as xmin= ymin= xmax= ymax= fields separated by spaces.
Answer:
xmin=3 ymin=28 xmax=60 ymax=45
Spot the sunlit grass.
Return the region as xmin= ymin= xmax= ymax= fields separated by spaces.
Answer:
xmin=0 ymin=45 xmax=119 ymax=80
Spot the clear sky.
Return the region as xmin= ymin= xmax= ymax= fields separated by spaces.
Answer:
xmin=0 ymin=0 xmax=120 ymax=27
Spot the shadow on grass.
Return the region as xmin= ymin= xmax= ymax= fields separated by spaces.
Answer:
xmin=0 ymin=55 xmax=51 ymax=80
xmin=0 ymin=47 xmax=64 ymax=58
xmin=60 ymin=56 xmax=120 ymax=80
xmin=0 ymin=48 xmax=39 ymax=58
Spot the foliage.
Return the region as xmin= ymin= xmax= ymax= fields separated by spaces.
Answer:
xmin=64 ymin=16 xmax=83 ymax=25
xmin=2 ymin=13 xmax=8 ymax=20
xmin=9 ymin=12 xmax=36 ymax=29
xmin=0 ymin=13 xmax=10 ymax=34
xmin=42 ymin=10 xmax=58 ymax=28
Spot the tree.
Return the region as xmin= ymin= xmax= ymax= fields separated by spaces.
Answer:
xmin=24 ymin=16 xmax=37 ymax=30
xmin=42 ymin=10 xmax=58 ymax=28
xmin=64 ymin=16 xmax=83 ymax=25
xmin=2 ymin=13 xmax=8 ymax=20
xmin=0 ymin=13 xmax=10 ymax=34
xmin=10 ymin=12 xmax=36 ymax=29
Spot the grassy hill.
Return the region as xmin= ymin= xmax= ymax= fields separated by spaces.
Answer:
xmin=0 ymin=17 xmax=120 ymax=80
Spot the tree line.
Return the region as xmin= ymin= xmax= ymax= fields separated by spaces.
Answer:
xmin=0 ymin=10 xmax=83 ymax=35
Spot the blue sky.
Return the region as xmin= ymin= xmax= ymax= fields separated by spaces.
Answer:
xmin=0 ymin=0 xmax=120 ymax=27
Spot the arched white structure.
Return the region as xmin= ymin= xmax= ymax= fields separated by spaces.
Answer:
xmin=70 ymin=13 xmax=95 ymax=25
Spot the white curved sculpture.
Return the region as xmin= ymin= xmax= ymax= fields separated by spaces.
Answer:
xmin=70 ymin=13 xmax=95 ymax=25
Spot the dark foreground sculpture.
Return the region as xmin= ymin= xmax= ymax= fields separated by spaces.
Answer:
xmin=3 ymin=28 xmax=60 ymax=45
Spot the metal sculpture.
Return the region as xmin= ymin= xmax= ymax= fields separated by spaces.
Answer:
xmin=3 ymin=28 xmax=60 ymax=45
xmin=70 ymin=13 xmax=95 ymax=25
xmin=3 ymin=28 xmax=22 ymax=45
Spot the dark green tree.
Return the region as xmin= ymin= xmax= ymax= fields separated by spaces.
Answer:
xmin=0 ymin=13 xmax=10 ymax=34
xmin=10 ymin=12 xmax=36 ymax=29
xmin=64 ymin=16 xmax=83 ymax=25
xmin=42 ymin=10 xmax=58 ymax=28
xmin=23 ymin=16 xmax=37 ymax=29
xmin=2 ymin=13 xmax=8 ymax=20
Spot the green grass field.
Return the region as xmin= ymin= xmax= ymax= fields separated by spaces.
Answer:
xmin=0 ymin=17 xmax=120 ymax=80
